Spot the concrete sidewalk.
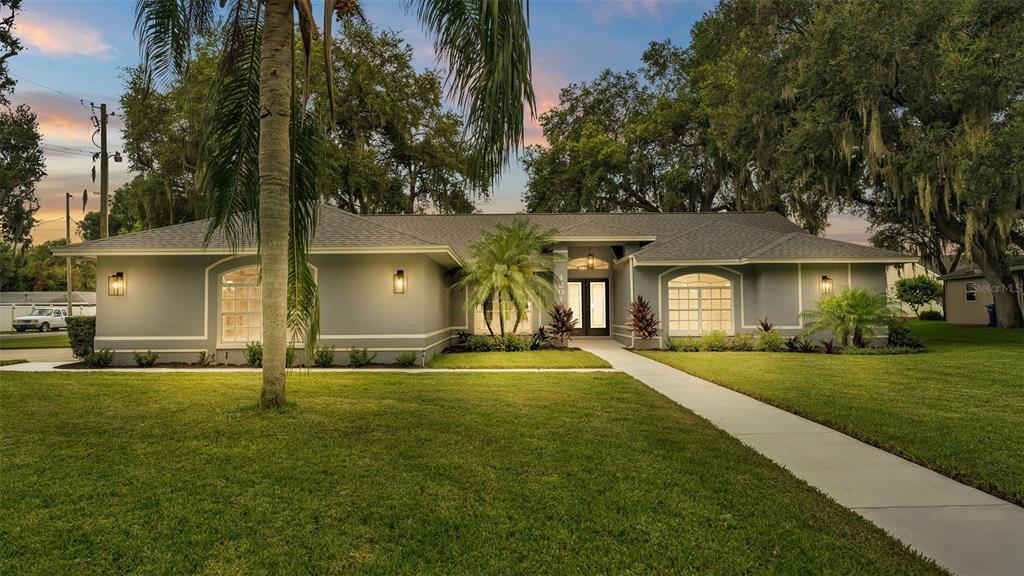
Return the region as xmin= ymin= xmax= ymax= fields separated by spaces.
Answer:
xmin=579 ymin=339 xmax=1023 ymax=576
xmin=0 ymin=361 xmax=617 ymax=374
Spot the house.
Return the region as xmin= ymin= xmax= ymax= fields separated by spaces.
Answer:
xmin=885 ymin=262 xmax=944 ymax=317
xmin=938 ymin=257 xmax=1024 ymax=325
xmin=54 ymin=206 xmax=913 ymax=364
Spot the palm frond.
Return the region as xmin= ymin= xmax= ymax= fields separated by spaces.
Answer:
xmin=405 ymin=0 xmax=535 ymax=182
xmin=135 ymin=0 xmax=219 ymax=82
xmin=287 ymin=103 xmax=325 ymax=353
xmin=199 ymin=3 xmax=262 ymax=250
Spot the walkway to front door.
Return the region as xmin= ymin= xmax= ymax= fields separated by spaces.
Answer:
xmin=566 ymin=279 xmax=609 ymax=336
xmin=577 ymin=338 xmax=1024 ymax=576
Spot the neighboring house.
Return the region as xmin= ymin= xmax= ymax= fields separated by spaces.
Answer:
xmin=885 ymin=262 xmax=943 ymax=317
xmin=939 ymin=257 xmax=1024 ymax=325
xmin=54 ymin=206 xmax=913 ymax=364
xmin=0 ymin=291 xmax=97 ymax=332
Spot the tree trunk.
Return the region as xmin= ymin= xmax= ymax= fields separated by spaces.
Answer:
xmin=258 ymin=0 xmax=293 ymax=408
xmin=497 ymin=292 xmax=506 ymax=336
xmin=971 ymin=238 xmax=1024 ymax=329
xmin=483 ymin=297 xmax=494 ymax=336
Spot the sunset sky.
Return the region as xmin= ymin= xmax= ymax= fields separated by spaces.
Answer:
xmin=10 ymin=0 xmax=869 ymax=244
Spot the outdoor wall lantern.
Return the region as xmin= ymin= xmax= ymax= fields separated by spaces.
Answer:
xmin=586 ymin=247 xmax=595 ymax=269
xmin=820 ymin=275 xmax=833 ymax=295
xmin=108 ymin=272 xmax=126 ymax=296
xmin=393 ymin=269 xmax=406 ymax=294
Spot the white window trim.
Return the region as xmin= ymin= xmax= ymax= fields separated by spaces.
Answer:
xmin=665 ymin=273 xmax=736 ymax=337
xmin=218 ymin=265 xmax=263 ymax=346
xmin=965 ymin=281 xmax=978 ymax=302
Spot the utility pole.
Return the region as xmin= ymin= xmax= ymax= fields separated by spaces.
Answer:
xmin=65 ymin=192 xmax=73 ymax=317
xmin=99 ymin=103 xmax=109 ymax=239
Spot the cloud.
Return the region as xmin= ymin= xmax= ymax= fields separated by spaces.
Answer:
xmin=12 ymin=91 xmax=123 ymax=147
xmin=15 ymin=13 xmax=114 ymax=59
xmin=522 ymin=66 xmax=565 ymax=147
xmin=594 ymin=0 xmax=664 ymax=24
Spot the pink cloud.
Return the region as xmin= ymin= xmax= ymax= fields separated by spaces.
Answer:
xmin=594 ymin=0 xmax=663 ymax=24
xmin=15 ymin=13 xmax=114 ymax=59
xmin=522 ymin=66 xmax=565 ymax=147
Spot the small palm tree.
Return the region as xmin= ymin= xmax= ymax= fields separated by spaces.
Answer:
xmin=135 ymin=0 xmax=535 ymax=407
xmin=454 ymin=220 xmax=557 ymax=336
xmin=801 ymin=288 xmax=894 ymax=347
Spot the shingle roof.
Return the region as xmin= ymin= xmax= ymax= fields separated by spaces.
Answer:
xmin=55 ymin=204 xmax=913 ymax=264
xmin=939 ymin=256 xmax=1024 ymax=280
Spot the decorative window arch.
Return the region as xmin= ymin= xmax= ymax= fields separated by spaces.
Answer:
xmin=667 ymin=272 xmax=734 ymax=335
xmin=220 ymin=265 xmax=262 ymax=343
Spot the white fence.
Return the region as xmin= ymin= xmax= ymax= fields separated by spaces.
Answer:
xmin=0 ymin=304 xmax=96 ymax=332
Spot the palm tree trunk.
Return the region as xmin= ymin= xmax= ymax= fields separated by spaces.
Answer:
xmin=497 ymin=292 xmax=506 ymax=336
xmin=483 ymin=297 xmax=495 ymax=336
xmin=258 ymin=0 xmax=293 ymax=408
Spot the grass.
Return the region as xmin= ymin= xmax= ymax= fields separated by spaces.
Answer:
xmin=427 ymin=349 xmax=610 ymax=369
xmin=0 ymin=333 xmax=70 ymax=349
xmin=0 ymin=372 xmax=940 ymax=575
xmin=639 ymin=321 xmax=1024 ymax=505
xmin=0 ymin=359 xmax=27 ymax=366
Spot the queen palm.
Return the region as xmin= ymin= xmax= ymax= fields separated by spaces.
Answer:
xmin=455 ymin=220 xmax=557 ymax=336
xmin=801 ymin=288 xmax=894 ymax=347
xmin=135 ymin=0 xmax=535 ymax=407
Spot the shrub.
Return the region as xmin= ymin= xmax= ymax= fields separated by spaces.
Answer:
xmin=66 ymin=316 xmax=96 ymax=359
xmin=531 ymin=326 xmax=553 ymax=350
xmin=348 ymin=347 xmax=377 ymax=367
xmin=785 ymin=336 xmax=819 ymax=353
xmin=547 ymin=303 xmax=578 ymax=347
xmin=452 ymin=330 xmax=473 ymax=351
xmin=468 ymin=335 xmax=497 ymax=352
xmin=195 ymin=350 xmax=214 ymax=366
xmin=244 ymin=342 xmax=263 ymax=367
xmin=395 ymin=352 xmax=418 ymax=367
xmin=820 ymin=339 xmax=841 ymax=354
xmin=663 ymin=338 xmax=679 ymax=351
xmin=894 ymin=275 xmax=943 ymax=317
xmin=312 ymin=345 xmax=335 ymax=368
xmin=85 ymin=349 xmax=114 ymax=368
xmin=843 ymin=346 xmax=924 ymax=356
xmin=801 ymin=288 xmax=893 ymax=347
xmin=887 ymin=321 xmax=924 ymax=349
xmin=728 ymin=333 xmax=755 ymax=351
xmin=757 ymin=317 xmax=774 ymax=333
xmin=628 ymin=296 xmax=659 ymax=341
xmin=676 ymin=338 xmax=701 ymax=352
xmin=918 ymin=310 xmax=944 ymax=321
xmin=756 ymin=330 xmax=784 ymax=352
xmin=499 ymin=334 xmax=531 ymax=352
xmin=698 ymin=330 xmax=729 ymax=352
xmin=133 ymin=350 xmax=160 ymax=367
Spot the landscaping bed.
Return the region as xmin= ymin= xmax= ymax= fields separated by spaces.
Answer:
xmin=638 ymin=321 xmax=1024 ymax=505
xmin=0 ymin=371 xmax=940 ymax=574
xmin=427 ymin=349 xmax=610 ymax=369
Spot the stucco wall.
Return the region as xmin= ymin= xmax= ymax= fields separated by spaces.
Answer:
xmin=95 ymin=253 xmax=462 ymax=365
xmin=630 ymin=262 xmax=890 ymax=345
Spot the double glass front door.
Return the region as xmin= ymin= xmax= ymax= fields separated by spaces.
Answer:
xmin=567 ymin=280 xmax=608 ymax=336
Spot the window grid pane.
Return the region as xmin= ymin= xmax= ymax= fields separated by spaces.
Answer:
xmin=221 ymin=266 xmax=262 ymax=343
xmin=667 ymin=273 xmax=733 ymax=336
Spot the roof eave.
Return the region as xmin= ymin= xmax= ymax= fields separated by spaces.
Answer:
xmin=53 ymin=245 xmax=464 ymax=267
xmin=633 ymin=257 xmax=917 ymax=266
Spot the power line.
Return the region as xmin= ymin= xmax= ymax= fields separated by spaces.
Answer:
xmin=11 ymin=73 xmax=87 ymax=102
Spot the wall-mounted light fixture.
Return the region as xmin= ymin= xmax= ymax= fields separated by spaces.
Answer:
xmin=586 ymin=247 xmax=595 ymax=269
xmin=393 ymin=269 xmax=406 ymax=294
xmin=820 ymin=275 xmax=833 ymax=295
xmin=108 ymin=272 xmax=125 ymax=296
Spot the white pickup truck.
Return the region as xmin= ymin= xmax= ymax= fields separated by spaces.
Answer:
xmin=12 ymin=308 xmax=68 ymax=332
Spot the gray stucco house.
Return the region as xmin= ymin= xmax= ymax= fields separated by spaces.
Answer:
xmin=55 ymin=206 xmax=912 ymax=364
xmin=939 ymin=257 xmax=1024 ymax=325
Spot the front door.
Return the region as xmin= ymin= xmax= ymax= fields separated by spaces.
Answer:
xmin=567 ymin=279 xmax=609 ymax=336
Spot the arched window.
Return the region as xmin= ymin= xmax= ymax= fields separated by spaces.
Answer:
xmin=221 ymin=266 xmax=261 ymax=343
xmin=667 ymin=272 xmax=733 ymax=335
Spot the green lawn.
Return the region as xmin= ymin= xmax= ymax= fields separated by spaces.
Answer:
xmin=427 ymin=349 xmax=610 ymax=368
xmin=0 ymin=333 xmax=70 ymax=349
xmin=0 ymin=359 xmax=27 ymax=366
xmin=639 ymin=321 xmax=1024 ymax=505
xmin=0 ymin=372 xmax=939 ymax=574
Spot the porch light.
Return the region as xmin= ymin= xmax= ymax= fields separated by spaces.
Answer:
xmin=820 ymin=275 xmax=833 ymax=295
xmin=108 ymin=272 xmax=125 ymax=296
xmin=586 ymin=247 xmax=595 ymax=269
xmin=393 ymin=269 xmax=406 ymax=294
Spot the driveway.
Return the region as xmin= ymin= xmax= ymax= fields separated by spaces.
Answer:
xmin=578 ymin=338 xmax=1024 ymax=576
xmin=0 ymin=348 xmax=76 ymax=363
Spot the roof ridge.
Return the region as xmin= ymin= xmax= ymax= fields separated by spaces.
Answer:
xmin=327 ymin=205 xmax=441 ymax=246
xmin=745 ymin=231 xmax=801 ymax=259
